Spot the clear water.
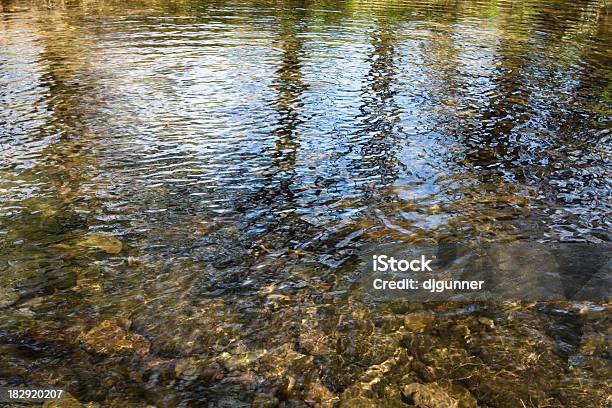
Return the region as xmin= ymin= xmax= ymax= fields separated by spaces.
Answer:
xmin=0 ymin=0 xmax=610 ymax=406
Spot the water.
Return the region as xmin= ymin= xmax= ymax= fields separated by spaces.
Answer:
xmin=0 ymin=0 xmax=610 ymax=406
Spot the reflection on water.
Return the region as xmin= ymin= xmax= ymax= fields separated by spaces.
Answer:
xmin=0 ymin=0 xmax=610 ymax=406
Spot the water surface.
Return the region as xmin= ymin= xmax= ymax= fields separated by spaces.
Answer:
xmin=0 ymin=0 xmax=610 ymax=406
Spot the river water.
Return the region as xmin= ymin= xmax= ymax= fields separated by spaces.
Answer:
xmin=0 ymin=0 xmax=610 ymax=406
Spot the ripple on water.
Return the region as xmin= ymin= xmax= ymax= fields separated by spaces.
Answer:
xmin=0 ymin=0 xmax=610 ymax=406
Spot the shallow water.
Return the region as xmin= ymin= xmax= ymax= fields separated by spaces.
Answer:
xmin=0 ymin=0 xmax=610 ymax=406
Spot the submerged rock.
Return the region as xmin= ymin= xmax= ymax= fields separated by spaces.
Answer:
xmin=299 ymin=329 xmax=332 ymax=355
xmin=15 ymin=268 xmax=77 ymax=300
xmin=78 ymin=234 xmax=123 ymax=254
xmin=218 ymin=350 xmax=265 ymax=371
xmin=0 ymin=287 xmax=19 ymax=308
xmin=404 ymin=311 xmax=435 ymax=333
xmin=252 ymin=393 xmax=279 ymax=408
xmin=477 ymin=317 xmax=495 ymax=329
xmin=174 ymin=358 xmax=224 ymax=383
xmin=402 ymin=383 xmax=459 ymax=408
xmin=78 ymin=320 xmax=149 ymax=356
xmin=305 ymin=380 xmax=336 ymax=407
